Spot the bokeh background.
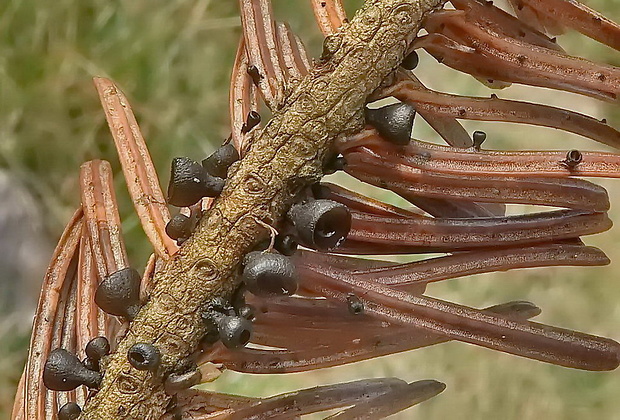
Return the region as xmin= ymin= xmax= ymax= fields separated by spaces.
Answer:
xmin=1 ymin=0 xmax=620 ymax=418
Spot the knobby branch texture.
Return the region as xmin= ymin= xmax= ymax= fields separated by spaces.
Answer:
xmin=80 ymin=1 xmax=445 ymax=418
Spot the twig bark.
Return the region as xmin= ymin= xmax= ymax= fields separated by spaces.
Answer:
xmin=79 ymin=1 xmax=446 ymax=418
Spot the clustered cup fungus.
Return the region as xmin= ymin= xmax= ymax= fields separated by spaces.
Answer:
xmin=127 ymin=343 xmax=161 ymax=372
xmin=563 ymin=149 xmax=584 ymax=169
xmin=16 ymin=0 xmax=620 ymax=419
xmin=164 ymin=366 xmax=203 ymax=394
xmin=167 ymin=157 xmax=225 ymax=207
xmin=242 ymin=251 xmax=299 ymax=297
xmin=84 ymin=337 xmax=110 ymax=372
xmin=401 ymin=50 xmax=420 ymax=70
xmin=287 ymin=199 xmax=352 ymax=251
xmin=202 ymin=299 xmax=255 ymax=350
xmin=43 ymin=349 xmax=102 ymax=392
xmin=57 ymin=403 xmax=82 ymax=420
xmin=364 ymin=102 xmax=417 ymax=146
xmin=472 ymin=130 xmax=487 ymax=150
xmin=164 ymin=213 xmax=194 ymax=244
xmin=93 ymin=267 xmax=142 ymax=321
xmin=201 ymin=143 xmax=240 ymax=179
xmin=241 ymin=110 xmax=262 ymax=134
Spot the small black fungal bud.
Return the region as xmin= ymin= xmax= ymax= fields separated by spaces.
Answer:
xmin=365 ymin=103 xmax=416 ymax=145
xmin=94 ymin=267 xmax=142 ymax=321
xmin=168 ymin=157 xmax=225 ymax=207
xmin=164 ymin=368 xmax=202 ymax=394
xmin=562 ymin=149 xmax=583 ymax=169
xmin=321 ymin=34 xmax=341 ymax=60
xmin=310 ymin=183 xmax=331 ymax=199
xmin=241 ymin=111 xmax=261 ymax=134
xmin=251 ymin=238 xmax=271 ymax=252
xmin=288 ymin=199 xmax=351 ymax=250
xmin=230 ymin=285 xmax=247 ymax=312
xmin=58 ymin=402 xmax=82 ymax=420
xmin=242 ymin=251 xmax=298 ymax=297
xmin=218 ymin=315 xmax=253 ymax=349
xmin=486 ymin=300 xmax=542 ymax=319
xmin=84 ymin=337 xmax=110 ymax=372
xmin=237 ymin=304 xmax=255 ymax=321
xmin=165 ymin=213 xmax=193 ymax=243
xmin=202 ymin=144 xmax=240 ymax=179
xmin=208 ymin=297 xmax=233 ymax=314
xmin=85 ymin=337 xmax=110 ymax=361
xmin=323 ymin=154 xmax=347 ymax=175
xmin=347 ymin=294 xmax=365 ymax=315
xmin=43 ymin=349 xmax=102 ymax=391
xmin=401 ymin=50 xmax=419 ymax=70
xmin=201 ymin=299 xmax=253 ymax=348
xmin=200 ymin=328 xmax=221 ymax=347
xmin=127 ymin=343 xmax=161 ymax=371
xmin=247 ymin=65 xmax=262 ymax=85
xmin=419 ymin=151 xmax=431 ymax=161
xmin=274 ymin=234 xmax=299 ymax=256
xmin=472 ymin=130 xmax=487 ymax=151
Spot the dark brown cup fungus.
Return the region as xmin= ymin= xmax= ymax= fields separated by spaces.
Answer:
xmin=218 ymin=315 xmax=253 ymax=349
xmin=164 ymin=369 xmax=202 ymax=394
xmin=401 ymin=50 xmax=419 ymax=70
xmin=288 ymin=199 xmax=351 ymax=251
xmin=247 ymin=64 xmax=262 ymax=84
xmin=364 ymin=102 xmax=416 ymax=145
xmin=242 ymin=251 xmax=299 ymax=297
xmin=43 ymin=349 xmax=102 ymax=391
xmin=167 ymin=157 xmax=225 ymax=207
xmin=127 ymin=343 xmax=161 ymax=372
xmin=323 ymin=154 xmax=347 ymax=175
xmin=310 ymin=183 xmax=331 ymax=199
xmin=237 ymin=304 xmax=255 ymax=321
xmin=165 ymin=213 xmax=193 ymax=243
xmin=230 ymin=286 xmax=248 ymax=315
xmin=473 ymin=130 xmax=487 ymax=151
xmin=202 ymin=144 xmax=240 ymax=178
xmin=563 ymin=149 xmax=583 ymax=168
xmin=84 ymin=336 xmax=110 ymax=371
xmin=241 ymin=110 xmax=262 ymax=133
xmin=202 ymin=304 xmax=253 ymax=349
xmin=200 ymin=328 xmax=221 ymax=347
xmin=347 ymin=294 xmax=365 ymax=315
xmin=208 ymin=296 xmax=232 ymax=313
xmin=274 ymin=234 xmax=299 ymax=256
xmin=94 ymin=267 xmax=142 ymax=321
xmin=486 ymin=301 xmax=542 ymax=319
xmin=230 ymin=285 xmax=245 ymax=308
xmin=58 ymin=402 xmax=82 ymax=420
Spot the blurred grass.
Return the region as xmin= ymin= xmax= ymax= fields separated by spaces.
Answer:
xmin=1 ymin=0 xmax=620 ymax=418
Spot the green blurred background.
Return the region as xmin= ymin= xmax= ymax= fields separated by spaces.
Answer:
xmin=1 ymin=0 xmax=620 ymax=418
